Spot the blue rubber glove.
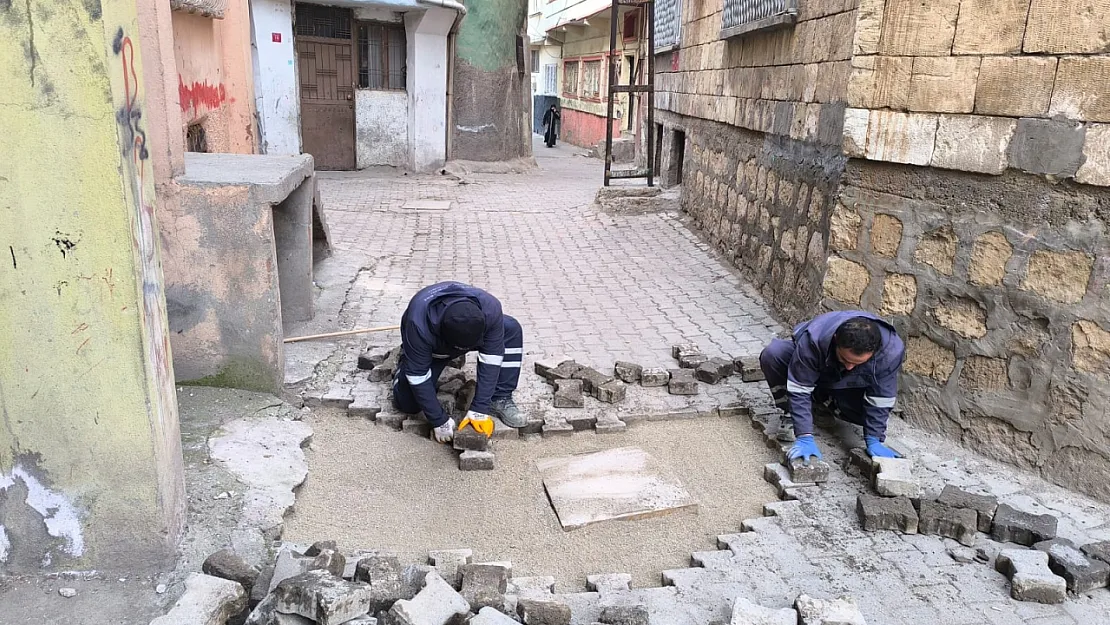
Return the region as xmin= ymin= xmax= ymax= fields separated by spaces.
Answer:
xmin=866 ymin=436 xmax=901 ymax=458
xmin=788 ymin=435 xmax=822 ymax=463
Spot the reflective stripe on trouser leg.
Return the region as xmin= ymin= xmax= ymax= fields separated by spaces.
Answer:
xmin=495 ymin=314 xmax=524 ymax=399
xmin=759 ymin=339 xmax=795 ymax=413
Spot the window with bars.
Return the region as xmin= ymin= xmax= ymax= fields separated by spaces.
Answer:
xmin=543 ymin=64 xmax=557 ymax=95
xmin=358 ymin=22 xmax=407 ymax=90
xmin=563 ymin=60 xmax=580 ymax=97
xmin=582 ymin=59 xmax=602 ymax=100
xmin=720 ymin=0 xmax=798 ymax=38
xmin=654 ymin=0 xmax=681 ymax=51
xmin=295 ymin=4 xmax=352 ymax=39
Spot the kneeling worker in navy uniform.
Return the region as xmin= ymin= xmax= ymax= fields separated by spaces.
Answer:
xmin=393 ymin=282 xmax=526 ymax=443
xmin=759 ymin=311 xmax=905 ymax=463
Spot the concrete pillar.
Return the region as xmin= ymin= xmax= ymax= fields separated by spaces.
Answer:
xmin=250 ymin=0 xmax=301 ymax=155
xmin=0 ymin=0 xmax=185 ymax=573
xmin=406 ymin=8 xmax=455 ymax=172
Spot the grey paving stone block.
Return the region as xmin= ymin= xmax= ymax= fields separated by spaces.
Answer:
xmin=427 ymin=549 xmax=472 ymax=588
xmin=938 ymin=484 xmax=999 ymax=533
xmin=787 ymin=457 xmax=830 ymax=484
xmin=437 ymin=379 xmax=465 ymax=397
xmin=873 ymin=457 xmax=921 ymax=498
xmin=272 ymin=570 xmax=371 ymax=625
xmin=1034 ymin=538 xmax=1110 ymax=593
xmin=595 ymin=415 xmax=627 ymax=434
xmin=471 ymin=607 xmax=520 ymax=624
xmin=386 ymin=571 xmax=469 ymax=625
xmin=453 ymin=426 xmax=490 ymax=452
xmin=1081 ymin=541 xmax=1110 ymax=566
xmin=730 ymin=597 xmax=797 ymax=625
xmin=534 ymin=359 xmax=564 ymax=382
xmin=918 ymin=500 xmax=978 ymax=546
xmin=549 ymin=361 xmax=585 ymax=382
xmin=668 ymin=369 xmax=699 ymax=395
xmin=995 ymin=549 xmax=1067 ymax=604
xmin=353 ymin=555 xmax=409 ymax=612
xmin=377 ymin=412 xmax=407 ymax=431
xmin=672 ymin=343 xmax=700 ymax=359
xmin=348 ymin=399 xmax=382 ymax=420
xmin=460 ymin=450 xmax=495 ymax=471
xmin=596 ymin=380 xmax=628 ymax=403
xmin=541 ymin=416 xmax=574 ymax=437
xmin=846 ymin=448 xmax=876 ymax=480
xmin=947 ymin=546 xmax=978 ymax=564
xmin=459 ymin=563 xmax=509 ymax=611
xmin=554 ymin=379 xmax=585 ymax=408
xmin=614 ymin=361 xmax=643 ymax=383
xmin=358 ymin=348 xmax=393 ymax=371
xmin=695 ymin=357 xmax=735 ymax=384
xmin=152 ymin=573 xmax=247 ymax=625
xmin=506 ymin=576 xmax=556 ymax=597
xmin=566 ymin=413 xmax=598 ymax=431
xmin=794 ymin=594 xmax=866 ymax=624
xmin=991 ymin=504 xmax=1058 ymax=546
xmin=640 ymin=367 xmax=670 ymax=387
xmin=740 ymin=362 xmax=766 ymax=383
xmin=252 ymin=563 xmax=276 ymax=603
xmin=323 ymin=386 xmax=355 ymax=408
xmin=517 ymin=597 xmax=572 ymax=625
xmin=717 ymin=402 xmax=749 ymax=418
xmin=857 ymin=494 xmax=919 ymax=534
xmin=585 ymin=573 xmax=632 ymax=594
xmin=599 ymin=604 xmax=649 ymax=625
xmin=572 ymin=366 xmax=615 ymax=395
xmin=678 ymin=352 xmax=710 ymax=369
xmin=764 ymin=462 xmax=818 ymax=500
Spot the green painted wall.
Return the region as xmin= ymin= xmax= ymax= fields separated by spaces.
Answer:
xmin=456 ymin=0 xmax=528 ymax=72
xmin=0 ymin=0 xmax=184 ymax=572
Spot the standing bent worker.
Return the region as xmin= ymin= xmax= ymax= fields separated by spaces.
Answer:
xmin=392 ymin=282 xmax=526 ymax=443
xmin=759 ymin=311 xmax=905 ymax=462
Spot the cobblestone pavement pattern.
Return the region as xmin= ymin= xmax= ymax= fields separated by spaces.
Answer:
xmin=301 ymin=138 xmax=1110 ymax=624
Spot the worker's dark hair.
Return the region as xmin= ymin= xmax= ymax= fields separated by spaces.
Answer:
xmin=835 ymin=317 xmax=882 ymax=355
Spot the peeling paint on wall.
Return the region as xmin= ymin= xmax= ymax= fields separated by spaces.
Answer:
xmin=0 ymin=463 xmax=86 ymax=562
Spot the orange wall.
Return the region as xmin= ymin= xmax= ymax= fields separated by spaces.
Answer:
xmin=171 ymin=2 xmax=257 ymax=153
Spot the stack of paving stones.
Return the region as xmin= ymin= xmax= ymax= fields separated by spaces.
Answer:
xmin=535 ymin=359 xmax=628 ymax=407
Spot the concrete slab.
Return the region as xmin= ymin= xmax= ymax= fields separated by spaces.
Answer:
xmin=180 ymin=153 xmax=315 ymax=204
xmin=536 ymin=447 xmax=698 ymax=531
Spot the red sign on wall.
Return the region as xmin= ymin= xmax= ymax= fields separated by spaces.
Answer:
xmin=272 ymin=33 xmax=282 ymax=43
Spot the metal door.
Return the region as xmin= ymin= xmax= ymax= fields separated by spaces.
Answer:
xmin=296 ymin=5 xmax=356 ymax=170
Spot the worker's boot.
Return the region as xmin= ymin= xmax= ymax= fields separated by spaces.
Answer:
xmin=490 ymin=397 xmax=527 ymax=428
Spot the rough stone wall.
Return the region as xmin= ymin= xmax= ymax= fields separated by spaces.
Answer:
xmin=668 ymin=113 xmax=845 ymax=324
xmin=451 ymin=0 xmax=532 ymax=162
xmin=844 ymin=0 xmax=1110 ymax=185
xmin=826 ymin=161 xmax=1110 ymax=502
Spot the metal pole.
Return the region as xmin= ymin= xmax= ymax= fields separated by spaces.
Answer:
xmin=603 ymin=0 xmax=619 ymax=186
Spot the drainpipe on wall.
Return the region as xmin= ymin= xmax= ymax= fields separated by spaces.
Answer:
xmin=416 ymin=0 xmax=467 ymax=163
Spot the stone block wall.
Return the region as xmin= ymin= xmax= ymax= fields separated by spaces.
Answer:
xmin=845 ymin=0 xmax=1110 ymax=185
xmin=826 ymin=162 xmax=1110 ymax=501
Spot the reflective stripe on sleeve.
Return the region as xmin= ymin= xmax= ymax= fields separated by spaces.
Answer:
xmin=478 ymin=353 xmax=504 ymax=366
xmin=406 ymin=370 xmax=433 ymax=385
xmin=786 ymin=380 xmax=815 ymax=395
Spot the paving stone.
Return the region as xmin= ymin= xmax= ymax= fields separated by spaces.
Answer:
xmin=595 ymin=415 xmax=627 ymax=434
xmin=541 ymin=414 xmax=575 ymax=437
xmin=585 ymin=573 xmax=632 ymax=594
xmin=272 ymin=570 xmax=372 ymax=625
xmin=553 ymin=379 xmax=585 ymax=408
xmin=455 ymin=379 xmax=477 ymax=413
xmin=353 ymin=555 xmax=412 ymax=613
xmin=672 ymin=343 xmax=700 ymax=359
xmin=427 ymin=549 xmax=472 ymax=588
xmin=270 ymin=547 xmax=335 ymax=593
xmin=640 ymin=368 xmax=670 ymax=387
xmin=794 ymin=594 xmax=866 ymax=624
xmin=614 ymin=361 xmax=643 ymax=383
xmin=938 ymin=484 xmax=999 ymax=533
xmin=437 ymin=378 xmax=465 ymax=397
xmin=202 ymin=549 xmax=260 ymax=595
xmin=991 ymin=504 xmax=1059 ymax=546
xmin=918 ymin=499 xmax=978 ymax=546
xmin=323 ymin=387 xmax=355 ymax=408
xmin=471 ymin=607 xmax=520 ymax=625
xmin=717 ymin=402 xmax=749 ymax=418
xmin=313 ymin=550 xmax=347 ymax=578
xmin=460 ymin=450 xmax=496 ymax=471
xmin=548 ymin=361 xmax=585 ymax=382
xmin=386 ymin=572 xmax=469 ymax=625
xmin=596 ymin=380 xmax=627 ymax=403
xmin=787 ymin=457 xmax=830 ymax=484
xmin=348 ymin=399 xmax=382 ymax=419
xmin=566 ymin=413 xmax=597 ymax=431
xmin=857 ymin=493 xmax=919 ymax=534
xmin=506 ymin=576 xmax=556 ymax=598
xmin=764 ymin=463 xmax=818 ymax=500
xmin=873 ymin=457 xmax=921 ymax=498
xmin=668 ymin=369 xmax=699 ymax=395
xmin=358 ymin=348 xmax=392 ymax=371
xmin=739 ymin=361 xmax=766 ymax=383
xmin=678 ymin=352 xmax=710 ymax=369
xmin=459 ymin=563 xmax=509 ymax=611
xmin=517 ymin=597 xmax=572 ymax=625
xmin=369 ymin=364 xmax=396 ymax=383
xmin=453 ymin=426 xmax=490 ymax=452
xmin=252 ymin=563 xmax=276 ymax=603
xmin=730 ymin=597 xmax=797 ymax=625
xmin=573 ymin=366 xmax=615 ymax=395
xmin=1081 ymin=541 xmax=1110 ymax=566
xmin=377 ymin=412 xmax=407 ymax=431
xmin=151 ymin=572 xmax=247 ymax=625
xmin=599 ymin=604 xmax=649 ymax=625
xmin=534 ymin=359 xmax=563 ymax=382
xmin=948 ymin=546 xmax=979 ymax=564
xmin=1034 ymin=538 xmax=1110 ymax=593
xmin=847 ymin=448 xmax=879 ymax=480
xmin=996 ymin=549 xmax=1067 ymax=604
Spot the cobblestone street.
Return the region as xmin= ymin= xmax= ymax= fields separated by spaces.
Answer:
xmin=289 ymin=138 xmax=1110 ymax=624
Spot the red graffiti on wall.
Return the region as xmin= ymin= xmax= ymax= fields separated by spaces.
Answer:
xmin=178 ymin=77 xmax=229 ymax=118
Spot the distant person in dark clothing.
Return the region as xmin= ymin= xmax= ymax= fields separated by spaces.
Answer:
xmin=543 ymin=104 xmax=561 ymax=148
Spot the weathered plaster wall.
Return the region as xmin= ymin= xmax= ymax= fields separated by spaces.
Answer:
xmin=451 ymin=0 xmax=532 ymax=161
xmin=560 ymin=107 xmax=620 ymax=150
xmin=172 ymin=0 xmax=257 ymax=153
xmin=356 ymin=90 xmax=409 ymax=168
xmin=0 ymin=0 xmax=184 ymax=572
xmin=250 ymin=0 xmax=301 ymax=155
xmin=825 ymin=163 xmax=1110 ymax=502
xmin=407 ymin=7 xmax=453 ymax=171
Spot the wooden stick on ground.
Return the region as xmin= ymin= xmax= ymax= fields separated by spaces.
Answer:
xmin=284 ymin=324 xmax=401 ymax=343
